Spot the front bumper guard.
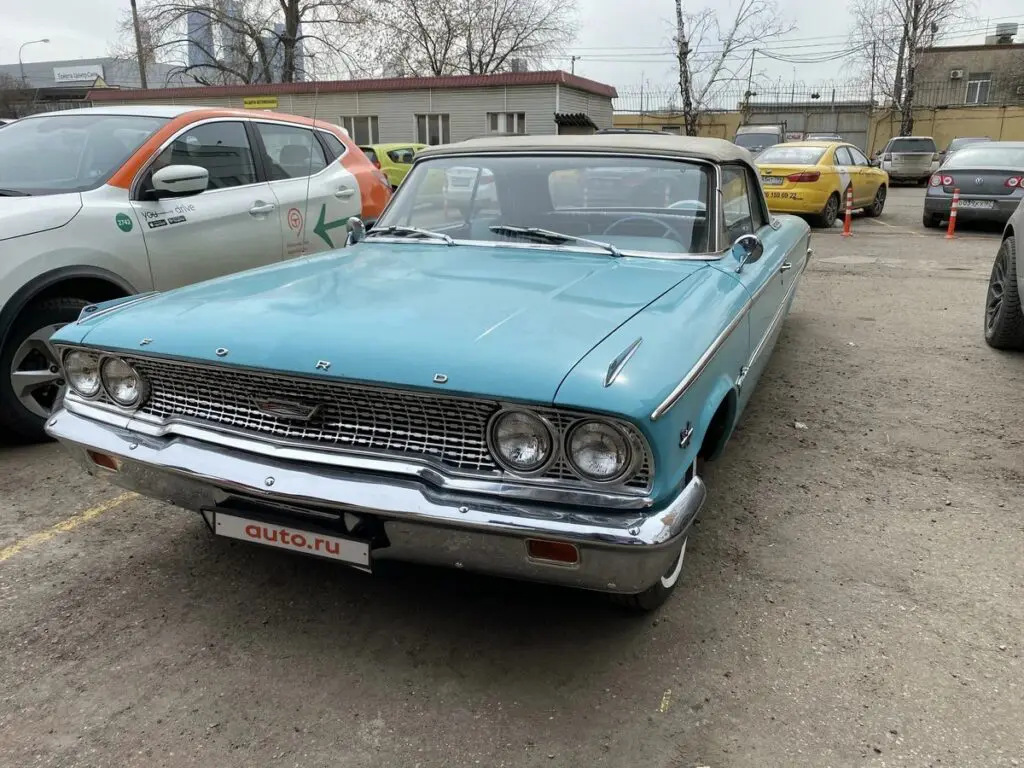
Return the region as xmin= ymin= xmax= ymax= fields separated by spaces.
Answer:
xmin=46 ymin=408 xmax=706 ymax=595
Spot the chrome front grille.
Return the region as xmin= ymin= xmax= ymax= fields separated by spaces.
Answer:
xmin=103 ymin=356 xmax=652 ymax=493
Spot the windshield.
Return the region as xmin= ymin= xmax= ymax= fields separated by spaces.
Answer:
xmin=945 ymin=145 xmax=1024 ymax=168
xmin=734 ymin=133 xmax=778 ymax=150
xmin=889 ymin=138 xmax=936 ymax=153
xmin=0 ymin=113 xmax=167 ymax=195
xmin=756 ymin=146 xmax=826 ymax=165
xmin=376 ymin=154 xmax=713 ymax=255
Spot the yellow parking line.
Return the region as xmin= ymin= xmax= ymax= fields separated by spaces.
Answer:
xmin=0 ymin=492 xmax=138 ymax=562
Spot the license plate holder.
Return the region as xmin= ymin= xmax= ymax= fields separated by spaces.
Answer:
xmin=959 ymin=199 xmax=995 ymax=210
xmin=762 ymin=176 xmax=784 ymax=186
xmin=207 ymin=510 xmax=371 ymax=567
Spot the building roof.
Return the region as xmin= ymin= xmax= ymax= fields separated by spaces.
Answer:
xmin=415 ymin=134 xmax=754 ymax=164
xmin=919 ymin=42 xmax=1024 ymax=53
xmin=86 ymin=70 xmax=617 ymax=101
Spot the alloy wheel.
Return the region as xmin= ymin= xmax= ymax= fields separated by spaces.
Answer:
xmin=9 ymin=323 xmax=66 ymax=419
xmin=873 ymin=186 xmax=886 ymax=214
xmin=986 ymin=249 xmax=1007 ymax=330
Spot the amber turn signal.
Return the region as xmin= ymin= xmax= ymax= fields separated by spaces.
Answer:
xmin=526 ymin=539 xmax=580 ymax=565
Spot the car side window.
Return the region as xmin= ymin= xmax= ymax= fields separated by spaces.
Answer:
xmin=149 ymin=121 xmax=256 ymax=191
xmin=320 ymin=132 xmax=346 ymax=162
xmin=722 ymin=165 xmax=756 ymax=241
xmin=833 ymin=146 xmax=853 ymax=166
xmin=847 ymin=146 xmax=870 ymax=166
xmin=254 ymin=122 xmax=327 ymax=180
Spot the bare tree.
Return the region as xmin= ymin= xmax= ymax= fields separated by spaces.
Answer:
xmin=373 ymin=0 xmax=577 ymax=77
xmin=848 ymin=0 xmax=961 ymax=134
xmin=120 ymin=0 xmax=371 ymax=85
xmin=674 ymin=0 xmax=793 ymax=136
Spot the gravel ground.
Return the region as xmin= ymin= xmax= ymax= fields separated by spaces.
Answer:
xmin=1 ymin=188 xmax=1021 ymax=768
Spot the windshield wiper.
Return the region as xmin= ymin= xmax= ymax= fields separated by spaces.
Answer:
xmin=489 ymin=225 xmax=622 ymax=257
xmin=0 ymin=188 xmax=31 ymax=197
xmin=367 ymin=225 xmax=454 ymax=245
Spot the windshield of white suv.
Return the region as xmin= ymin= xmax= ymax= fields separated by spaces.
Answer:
xmin=375 ymin=154 xmax=713 ymax=255
xmin=0 ymin=113 xmax=168 ymax=195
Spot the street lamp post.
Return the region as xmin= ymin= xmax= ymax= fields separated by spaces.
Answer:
xmin=18 ymin=38 xmax=50 ymax=84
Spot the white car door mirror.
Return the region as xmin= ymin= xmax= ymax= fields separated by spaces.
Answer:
xmin=152 ymin=164 xmax=209 ymax=197
xmin=733 ymin=233 xmax=764 ymax=273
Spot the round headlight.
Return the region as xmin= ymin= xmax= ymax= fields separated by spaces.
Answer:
xmin=567 ymin=420 xmax=632 ymax=482
xmin=488 ymin=410 xmax=554 ymax=474
xmin=64 ymin=351 xmax=101 ymax=398
xmin=100 ymin=357 xmax=142 ymax=407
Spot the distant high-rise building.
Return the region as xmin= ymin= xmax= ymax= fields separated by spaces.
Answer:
xmin=220 ymin=0 xmax=246 ymax=71
xmin=186 ymin=10 xmax=215 ymax=68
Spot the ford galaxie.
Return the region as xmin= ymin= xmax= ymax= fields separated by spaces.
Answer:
xmin=46 ymin=135 xmax=811 ymax=610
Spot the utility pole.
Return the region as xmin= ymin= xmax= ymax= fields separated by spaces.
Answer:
xmin=130 ymin=0 xmax=148 ymax=88
xmin=741 ymin=48 xmax=757 ymax=122
xmin=570 ymin=55 xmax=579 ymax=75
xmin=869 ymin=41 xmax=877 ymax=108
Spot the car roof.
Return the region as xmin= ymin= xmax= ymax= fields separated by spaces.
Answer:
xmin=888 ymin=135 xmax=935 ymax=141
xmin=416 ymin=134 xmax=754 ymax=164
xmin=361 ymin=142 xmax=424 ymax=150
xmin=16 ymin=105 xmax=332 ymax=126
xmin=763 ymin=140 xmax=840 ymax=149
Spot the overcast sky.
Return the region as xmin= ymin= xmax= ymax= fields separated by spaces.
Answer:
xmin=2 ymin=0 xmax=1021 ymax=97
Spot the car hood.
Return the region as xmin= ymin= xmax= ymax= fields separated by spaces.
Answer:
xmin=67 ymin=242 xmax=706 ymax=403
xmin=0 ymin=193 xmax=83 ymax=242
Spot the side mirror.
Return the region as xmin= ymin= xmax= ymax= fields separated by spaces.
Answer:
xmin=346 ymin=216 xmax=366 ymax=245
xmin=151 ymin=164 xmax=208 ymax=197
xmin=869 ymin=158 xmax=880 ymax=167
xmin=733 ymin=233 xmax=764 ymax=273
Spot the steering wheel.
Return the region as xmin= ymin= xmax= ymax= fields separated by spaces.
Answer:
xmin=602 ymin=215 xmax=681 ymax=240
xmin=667 ymin=199 xmax=706 ymax=211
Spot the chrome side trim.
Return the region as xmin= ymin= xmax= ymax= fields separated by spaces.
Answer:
xmin=62 ymin=398 xmax=656 ymax=509
xmin=79 ymin=292 xmax=160 ymax=322
xmin=604 ymin=337 xmax=643 ymax=387
xmin=650 ymin=249 xmax=803 ymax=421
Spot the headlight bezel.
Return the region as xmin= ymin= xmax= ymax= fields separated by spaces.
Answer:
xmin=486 ymin=408 xmax=558 ymax=477
xmin=63 ymin=350 xmax=102 ymax=399
xmin=565 ymin=418 xmax=636 ymax=485
xmin=99 ymin=356 xmax=145 ymax=408
xmin=61 ymin=349 xmax=147 ymax=411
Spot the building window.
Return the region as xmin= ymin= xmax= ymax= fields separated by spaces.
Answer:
xmin=965 ymin=74 xmax=991 ymax=105
xmin=416 ymin=114 xmax=450 ymax=145
xmin=487 ymin=112 xmax=526 ymax=134
xmin=339 ymin=116 xmax=379 ymax=144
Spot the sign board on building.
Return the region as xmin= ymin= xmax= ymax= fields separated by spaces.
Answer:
xmin=53 ymin=64 xmax=106 ymax=83
xmin=243 ymin=96 xmax=279 ymax=109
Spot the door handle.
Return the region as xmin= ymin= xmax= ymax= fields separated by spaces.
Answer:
xmin=335 ymin=187 xmax=355 ymax=199
xmin=780 ymin=261 xmax=793 ymax=272
xmin=249 ymin=202 xmax=276 ymax=216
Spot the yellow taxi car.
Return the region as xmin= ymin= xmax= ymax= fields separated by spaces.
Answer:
xmin=755 ymin=141 xmax=889 ymax=227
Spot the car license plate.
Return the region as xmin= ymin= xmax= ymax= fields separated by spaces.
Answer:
xmin=762 ymin=176 xmax=784 ymax=186
xmin=959 ymin=199 xmax=994 ymax=210
xmin=213 ymin=512 xmax=370 ymax=565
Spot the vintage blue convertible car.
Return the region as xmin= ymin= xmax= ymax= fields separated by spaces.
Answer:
xmin=46 ymin=135 xmax=811 ymax=610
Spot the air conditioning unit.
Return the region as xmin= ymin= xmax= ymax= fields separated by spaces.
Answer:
xmin=950 ymin=69 xmax=965 ymax=80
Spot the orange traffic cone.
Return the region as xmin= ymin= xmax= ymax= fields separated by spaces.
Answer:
xmin=841 ymin=186 xmax=853 ymax=237
xmin=946 ymin=188 xmax=960 ymax=239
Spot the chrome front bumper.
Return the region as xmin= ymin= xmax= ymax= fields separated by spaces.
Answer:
xmin=46 ymin=408 xmax=705 ymax=594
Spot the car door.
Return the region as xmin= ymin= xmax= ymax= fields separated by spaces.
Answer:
xmin=831 ymin=145 xmax=858 ymax=205
xmin=847 ymin=145 xmax=882 ymax=204
xmin=252 ymin=120 xmax=361 ymax=255
xmin=131 ymin=120 xmax=283 ymax=290
xmin=721 ymin=165 xmax=788 ymax=403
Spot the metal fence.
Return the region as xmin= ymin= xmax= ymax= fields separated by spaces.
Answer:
xmin=614 ymin=77 xmax=1024 ymax=114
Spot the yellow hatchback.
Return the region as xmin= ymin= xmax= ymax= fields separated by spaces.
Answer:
xmin=755 ymin=141 xmax=889 ymax=227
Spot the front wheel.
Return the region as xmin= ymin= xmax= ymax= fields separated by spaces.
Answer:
xmin=609 ymin=537 xmax=687 ymax=612
xmin=0 ymin=298 xmax=89 ymax=442
xmin=984 ymin=236 xmax=1024 ymax=350
xmin=863 ymin=185 xmax=886 ymax=217
xmin=812 ymin=193 xmax=840 ymax=228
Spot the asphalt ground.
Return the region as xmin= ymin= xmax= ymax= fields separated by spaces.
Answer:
xmin=1 ymin=186 xmax=1020 ymax=767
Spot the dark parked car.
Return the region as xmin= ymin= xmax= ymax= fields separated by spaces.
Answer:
xmin=939 ymin=136 xmax=991 ymax=165
xmin=923 ymin=142 xmax=1024 ymax=228
xmin=983 ymin=198 xmax=1024 ymax=349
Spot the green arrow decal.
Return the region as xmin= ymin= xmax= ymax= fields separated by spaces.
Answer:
xmin=313 ymin=204 xmax=348 ymax=248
